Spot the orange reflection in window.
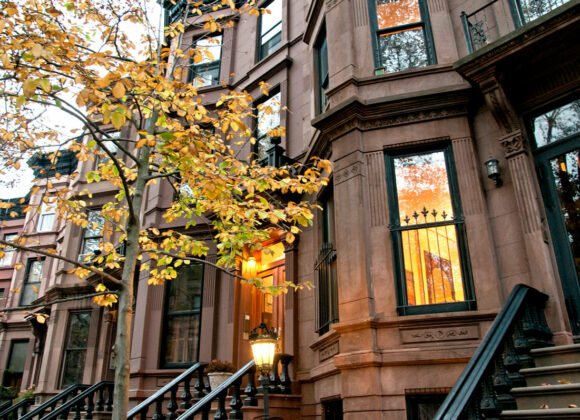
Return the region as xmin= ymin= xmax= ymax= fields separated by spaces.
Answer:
xmin=376 ymin=0 xmax=421 ymax=31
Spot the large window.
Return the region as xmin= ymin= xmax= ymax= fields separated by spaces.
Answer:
xmin=255 ymin=91 xmax=282 ymax=161
xmin=2 ymin=340 xmax=29 ymax=391
xmin=189 ymin=34 xmax=222 ymax=88
xmin=0 ymin=233 xmax=17 ymax=267
xmin=315 ymin=187 xmax=338 ymax=334
xmin=79 ymin=210 xmax=105 ymax=261
xmin=95 ymin=131 xmax=120 ymax=167
xmin=37 ymin=202 xmax=56 ymax=232
xmin=162 ymin=263 xmax=204 ymax=367
xmin=385 ymin=145 xmax=474 ymax=315
xmin=20 ymin=258 xmax=44 ymax=306
xmin=60 ymin=312 xmax=91 ymax=388
xmin=315 ymin=26 xmax=329 ymax=114
xmin=370 ymin=0 xmax=435 ymax=73
xmin=258 ymin=0 xmax=282 ymax=61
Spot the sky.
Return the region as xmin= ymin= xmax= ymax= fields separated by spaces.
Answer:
xmin=0 ymin=0 xmax=163 ymax=200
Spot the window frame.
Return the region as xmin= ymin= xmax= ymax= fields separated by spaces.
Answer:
xmin=368 ymin=0 xmax=436 ymax=72
xmin=37 ymin=201 xmax=56 ymax=232
xmin=78 ymin=209 xmax=105 ymax=261
xmin=384 ymin=142 xmax=475 ymax=315
xmin=20 ymin=258 xmax=44 ymax=306
xmin=188 ymin=33 xmax=223 ymax=88
xmin=0 ymin=233 xmax=18 ymax=267
xmin=161 ymin=262 xmax=205 ymax=368
xmin=315 ymin=24 xmax=329 ymax=115
xmin=256 ymin=0 xmax=283 ymax=62
xmin=2 ymin=340 xmax=29 ymax=390
xmin=253 ymin=89 xmax=282 ymax=161
xmin=59 ymin=311 xmax=92 ymax=388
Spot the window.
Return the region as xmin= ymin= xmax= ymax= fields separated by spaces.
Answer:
xmin=0 ymin=288 xmax=5 ymax=309
xmin=0 ymin=233 xmax=17 ymax=267
xmin=385 ymin=144 xmax=474 ymax=315
xmin=532 ymin=99 xmax=580 ymax=148
xmin=323 ymin=398 xmax=343 ymax=420
xmin=2 ymin=340 xmax=29 ymax=391
xmin=315 ymin=187 xmax=338 ymax=334
xmin=79 ymin=210 xmax=105 ymax=261
xmin=189 ymin=34 xmax=222 ymax=87
xmin=60 ymin=312 xmax=91 ymax=388
xmin=20 ymin=258 xmax=44 ymax=306
xmin=406 ymin=393 xmax=447 ymax=420
xmin=255 ymin=91 xmax=282 ymax=161
xmin=370 ymin=0 xmax=435 ymax=73
xmin=162 ymin=263 xmax=204 ymax=367
xmin=258 ymin=0 xmax=282 ymax=61
xmin=37 ymin=202 xmax=56 ymax=232
xmin=315 ymin=26 xmax=329 ymax=114
xmin=95 ymin=131 xmax=120 ymax=166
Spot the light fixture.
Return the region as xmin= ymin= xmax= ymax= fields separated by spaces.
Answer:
xmin=249 ymin=323 xmax=278 ymax=420
xmin=485 ymin=157 xmax=502 ymax=187
xmin=246 ymin=256 xmax=257 ymax=278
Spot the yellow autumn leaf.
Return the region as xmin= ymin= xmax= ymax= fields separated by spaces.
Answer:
xmin=112 ymin=81 xmax=126 ymax=99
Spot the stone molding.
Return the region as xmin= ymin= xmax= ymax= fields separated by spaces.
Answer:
xmin=499 ymin=130 xmax=527 ymax=158
xmin=325 ymin=0 xmax=342 ymax=12
xmin=366 ymin=152 xmax=389 ymax=227
xmin=334 ymin=162 xmax=363 ymax=185
xmin=400 ymin=324 xmax=479 ymax=344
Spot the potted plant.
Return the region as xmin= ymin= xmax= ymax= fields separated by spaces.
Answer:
xmin=206 ymin=359 xmax=236 ymax=390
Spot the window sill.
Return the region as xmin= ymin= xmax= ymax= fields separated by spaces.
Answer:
xmin=397 ymin=300 xmax=477 ymax=316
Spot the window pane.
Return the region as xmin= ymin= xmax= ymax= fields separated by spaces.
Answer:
xmin=61 ymin=350 xmax=87 ymax=388
xmin=61 ymin=312 xmax=91 ymax=388
xmin=401 ymin=226 xmax=465 ymax=305
xmin=37 ymin=202 xmax=56 ymax=232
xmin=0 ymin=234 xmax=17 ymax=267
xmin=195 ymin=35 xmax=222 ymax=64
xmin=81 ymin=238 xmax=100 ymax=256
xmin=167 ymin=264 xmax=204 ymax=313
xmin=518 ymin=0 xmax=568 ymax=25
xmin=67 ymin=312 xmax=91 ymax=349
xmin=261 ymin=0 xmax=282 ymax=40
xmin=378 ymin=27 xmax=428 ymax=73
xmin=165 ymin=314 xmax=201 ymax=364
xmin=533 ymin=99 xmax=580 ymax=147
xmin=376 ymin=0 xmax=421 ymax=30
xmin=85 ymin=210 xmax=105 ymax=237
xmin=21 ymin=260 xmax=43 ymax=305
xmin=394 ymin=151 xmax=453 ymax=224
xmin=257 ymin=93 xmax=281 ymax=139
xmin=7 ymin=341 xmax=28 ymax=372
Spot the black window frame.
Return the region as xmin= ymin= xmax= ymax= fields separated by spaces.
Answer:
xmin=315 ymin=24 xmax=329 ymax=115
xmin=385 ymin=142 xmax=475 ymax=315
xmin=20 ymin=258 xmax=44 ymax=306
xmin=257 ymin=0 xmax=283 ymax=62
xmin=60 ymin=311 xmax=92 ymax=388
xmin=188 ymin=33 xmax=223 ymax=88
xmin=368 ymin=0 xmax=436 ymax=73
xmin=161 ymin=262 xmax=205 ymax=368
xmin=315 ymin=185 xmax=338 ymax=335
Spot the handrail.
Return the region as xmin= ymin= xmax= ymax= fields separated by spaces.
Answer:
xmin=0 ymin=397 xmax=34 ymax=419
xmin=434 ymin=284 xmax=552 ymax=419
xmin=178 ymin=360 xmax=257 ymax=419
xmin=20 ymin=383 xmax=89 ymax=420
xmin=0 ymin=401 xmax=11 ymax=413
xmin=41 ymin=381 xmax=113 ymax=420
xmin=127 ymin=362 xmax=205 ymax=419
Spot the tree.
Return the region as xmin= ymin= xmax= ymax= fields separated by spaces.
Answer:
xmin=0 ymin=0 xmax=331 ymax=417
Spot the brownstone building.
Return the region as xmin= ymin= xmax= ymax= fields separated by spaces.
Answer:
xmin=0 ymin=0 xmax=578 ymax=418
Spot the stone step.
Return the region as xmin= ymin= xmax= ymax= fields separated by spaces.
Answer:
xmin=501 ymin=408 xmax=580 ymax=419
xmin=531 ymin=345 xmax=580 ymax=368
xmin=511 ymin=383 xmax=580 ymax=410
xmin=521 ymin=363 xmax=580 ymax=386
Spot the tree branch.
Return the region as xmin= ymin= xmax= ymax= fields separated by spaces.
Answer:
xmin=0 ymin=290 xmax=119 ymax=313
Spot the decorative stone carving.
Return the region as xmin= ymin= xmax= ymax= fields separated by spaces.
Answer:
xmin=499 ymin=130 xmax=526 ymax=158
xmin=326 ymin=0 xmax=342 ymax=10
xmin=483 ymin=83 xmax=517 ymax=135
xmin=400 ymin=325 xmax=479 ymax=343
xmin=319 ymin=341 xmax=339 ymax=362
xmin=334 ymin=162 xmax=362 ymax=185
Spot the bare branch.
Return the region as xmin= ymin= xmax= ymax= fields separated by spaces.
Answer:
xmin=0 ymin=290 xmax=119 ymax=313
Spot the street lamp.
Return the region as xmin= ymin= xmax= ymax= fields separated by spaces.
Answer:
xmin=249 ymin=323 xmax=278 ymax=420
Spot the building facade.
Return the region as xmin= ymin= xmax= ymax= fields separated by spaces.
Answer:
xmin=0 ymin=0 xmax=578 ymax=418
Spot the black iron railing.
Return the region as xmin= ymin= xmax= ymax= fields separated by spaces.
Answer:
xmin=0 ymin=397 xmax=35 ymax=419
xmin=461 ymin=0 xmax=570 ymax=53
xmin=40 ymin=381 xmax=113 ymax=420
xmin=20 ymin=384 xmax=89 ymax=420
xmin=434 ymin=284 xmax=553 ymax=419
xmin=315 ymin=242 xmax=338 ymax=334
xmin=178 ymin=355 xmax=294 ymax=419
xmin=127 ymin=362 xmax=206 ymax=419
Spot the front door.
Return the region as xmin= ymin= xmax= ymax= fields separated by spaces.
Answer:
xmin=533 ymin=100 xmax=580 ymax=335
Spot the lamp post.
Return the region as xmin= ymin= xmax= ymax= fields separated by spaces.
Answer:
xmin=249 ymin=323 xmax=278 ymax=420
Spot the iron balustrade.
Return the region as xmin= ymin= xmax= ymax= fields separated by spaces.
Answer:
xmin=461 ymin=0 xmax=570 ymax=53
xmin=0 ymin=397 xmax=34 ymax=419
xmin=19 ymin=384 xmax=89 ymax=420
xmin=40 ymin=381 xmax=113 ymax=420
xmin=127 ymin=362 xmax=207 ymax=419
xmin=434 ymin=284 xmax=553 ymax=419
xmin=178 ymin=355 xmax=293 ymax=419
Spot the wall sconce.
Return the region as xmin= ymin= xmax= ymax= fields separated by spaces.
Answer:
xmin=246 ymin=256 xmax=257 ymax=278
xmin=485 ymin=157 xmax=502 ymax=187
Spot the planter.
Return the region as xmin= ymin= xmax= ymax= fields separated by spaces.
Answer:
xmin=208 ymin=372 xmax=233 ymax=391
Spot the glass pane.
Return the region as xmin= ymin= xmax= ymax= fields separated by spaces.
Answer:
xmin=549 ymin=148 xmax=580 ymax=283
xmin=67 ymin=312 xmax=91 ymax=349
xmin=394 ymin=151 xmax=453 ymax=225
xmin=257 ymin=92 xmax=281 ymax=139
xmin=85 ymin=210 xmax=105 ymax=237
xmin=21 ymin=283 xmax=39 ymax=305
xmin=0 ymin=234 xmax=17 ymax=267
xmin=261 ymin=0 xmax=282 ymax=41
xmin=191 ymin=61 xmax=220 ymax=88
xmin=379 ymin=27 xmax=428 ymax=72
xmin=518 ymin=0 xmax=568 ymax=25
xmin=376 ymin=0 xmax=421 ymax=30
xmin=401 ymin=226 xmax=465 ymax=305
xmin=81 ymin=238 xmax=100 ymax=256
xmin=167 ymin=263 xmax=204 ymax=313
xmin=27 ymin=260 xmax=43 ymax=283
xmin=38 ymin=213 xmax=55 ymax=232
xmin=7 ymin=341 xmax=28 ymax=372
xmin=533 ymin=99 xmax=580 ymax=147
xmin=61 ymin=350 xmax=87 ymax=387
xmin=195 ymin=35 xmax=222 ymax=64
xmin=165 ymin=314 xmax=201 ymax=364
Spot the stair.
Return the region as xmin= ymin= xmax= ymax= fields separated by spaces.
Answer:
xmin=502 ymin=344 xmax=580 ymax=418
